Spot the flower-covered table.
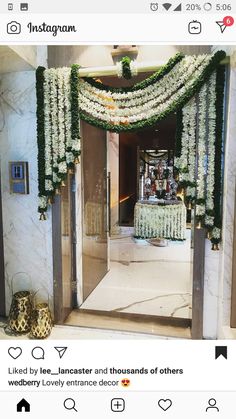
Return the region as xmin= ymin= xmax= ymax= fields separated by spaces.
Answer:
xmin=134 ymin=201 xmax=186 ymax=240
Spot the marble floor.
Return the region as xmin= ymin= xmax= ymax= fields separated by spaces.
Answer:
xmin=81 ymin=228 xmax=193 ymax=319
xmin=0 ymin=318 xmax=177 ymax=340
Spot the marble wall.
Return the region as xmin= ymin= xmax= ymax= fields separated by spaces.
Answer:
xmin=203 ymin=48 xmax=236 ymax=339
xmin=218 ymin=51 xmax=236 ymax=338
xmin=0 ymin=70 xmax=53 ymax=314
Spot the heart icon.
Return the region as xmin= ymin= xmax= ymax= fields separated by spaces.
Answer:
xmin=8 ymin=347 xmax=22 ymax=360
xmin=158 ymin=399 xmax=172 ymax=411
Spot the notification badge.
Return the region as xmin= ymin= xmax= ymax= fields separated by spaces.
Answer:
xmin=216 ymin=16 xmax=234 ymax=33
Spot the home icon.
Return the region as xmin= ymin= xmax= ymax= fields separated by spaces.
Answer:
xmin=17 ymin=398 xmax=30 ymax=412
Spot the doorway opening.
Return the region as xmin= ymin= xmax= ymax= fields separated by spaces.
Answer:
xmin=78 ymin=116 xmax=193 ymax=325
xmin=52 ymin=69 xmax=209 ymax=340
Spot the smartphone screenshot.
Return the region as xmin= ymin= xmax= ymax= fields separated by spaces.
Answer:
xmin=0 ymin=0 xmax=236 ymax=417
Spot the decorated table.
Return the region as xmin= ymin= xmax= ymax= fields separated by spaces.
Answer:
xmin=134 ymin=200 xmax=186 ymax=240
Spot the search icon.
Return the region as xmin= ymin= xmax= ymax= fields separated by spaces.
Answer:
xmin=64 ymin=398 xmax=78 ymax=412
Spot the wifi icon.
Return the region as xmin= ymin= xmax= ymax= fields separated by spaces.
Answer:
xmin=162 ymin=3 xmax=172 ymax=10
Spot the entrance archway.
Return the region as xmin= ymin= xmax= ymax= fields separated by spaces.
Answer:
xmin=37 ymin=49 xmax=227 ymax=337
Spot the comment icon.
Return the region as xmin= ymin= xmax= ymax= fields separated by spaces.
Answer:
xmin=31 ymin=346 xmax=45 ymax=360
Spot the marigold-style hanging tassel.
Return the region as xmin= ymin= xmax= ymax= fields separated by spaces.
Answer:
xmin=196 ymin=220 xmax=202 ymax=229
xmin=207 ymin=231 xmax=212 ymax=240
xmin=74 ymin=157 xmax=80 ymax=164
xmin=39 ymin=212 xmax=47 ymax=221
xmin=61 ymin=180 xmax=66 ymax=187
xmin=55 ymin=188 xmax=61 ymax=195
xmin=212 ymin=243 xmax=220 ymax=251
xmin=47 ymin=196 xmax=54 ymax=205
xmin=68 ymin=168 xmax=75 ymax=175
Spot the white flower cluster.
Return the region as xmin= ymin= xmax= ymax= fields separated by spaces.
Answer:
xmin=212 ymin=227 xmax=221 ymax=239
xmin=205 ymin=72 xmax=217 ymax=227
xmin=174 ymin=69 xmax=219 ymax=241
xmin=175 ymin=97 xmax=197 ymax=200
xmin=39 ymin=67 xmax=81 ymax=211
xmin=134 ymin=202 xmax=186 ymax=240
xmin=196 ymin=81 xmax=208 ymax=217
xmin=79 ymin=54 xmax=212 ymax=125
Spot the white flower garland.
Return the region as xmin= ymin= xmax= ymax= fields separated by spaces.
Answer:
xmin=175 ymin=97 xmax=197 ymax=201
xmin=176 ymin=71 xmax=218 ymax=230
xmin=196 ymin=82 xmax=207 ymax=217
xmin=205 ymin=72 xmax=217 ymax=227
xmin=57 ymin=68 xmax=67 ymax=175
xmin=134 ymin=202 xmax=186 ymax=240
xmin=50 ymin=69 xmax=61 ymax=184
xmin=43 ymin=70 xmax=53 ymax=192
xmin=38 ymin=53 xmax=222 ymax=247
xmin=78 ymin=54 xmax=212 ymax=125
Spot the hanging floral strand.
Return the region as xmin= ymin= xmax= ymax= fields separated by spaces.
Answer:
xmin=196 ymin=82 xmax=208 ymax=224
xmin=36 ymin=66 xmax=47 ymax=219
xmin=36 ymin=51 xmax=226 ymax=249
xmin=205 ymin=72 xmax=217 ymax=232
xmin=44 ymin=69 xmax=54 ymax=197
xmin=116 ymin=56 xmax=138 ymax=80
xmin=78 ymin=51 xmax=226 ymax=132
xmin=211 ymin=64 xmax=226 ymax=249
xmin=174 ymin=96 xmax=197 ymax=205
xmin=70 ymin=64 xmax=81 ymax=165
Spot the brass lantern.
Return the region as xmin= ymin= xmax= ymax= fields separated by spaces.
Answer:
xmin=30 ymin=303 xmax=53 ymax=339
xmin=8 ymin=291 xmax=33 ymax=334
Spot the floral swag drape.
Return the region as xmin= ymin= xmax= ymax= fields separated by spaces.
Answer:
xmin=36 ymin=50 xmax=226 ymax=247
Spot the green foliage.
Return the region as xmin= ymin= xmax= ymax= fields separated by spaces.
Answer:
xmin=70 ymin=64 xmax=81 ymax=159
xmin=36 ymin=66 xmax=47 ymax=212
xmin=175 ymin=110 xmax=183 ymax=158
xmin=79 ymin=51 xmax=226 ymax=132
xmin=83 ymin=52 xmax=184 ymax=93
xmin=121 ymin=56 xmax=132 ymax=79
xmin=211 ymin=64 xmax=226 ymax=245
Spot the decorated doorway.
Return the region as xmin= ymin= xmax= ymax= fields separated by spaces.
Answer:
xmin=36 ymin=49 xmax=226 ymax=338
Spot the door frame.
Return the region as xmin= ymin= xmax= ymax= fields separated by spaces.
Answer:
xmin=52 ymin=142 xmax=206 ymax=338
xmin=52 ymin=174 xmax=77 ymax=324
xmin=0 ymin=169 xmax=6 ymax=317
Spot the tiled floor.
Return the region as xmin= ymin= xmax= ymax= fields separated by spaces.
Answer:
xmin=81 ymin=228 xmax=193 ymax=319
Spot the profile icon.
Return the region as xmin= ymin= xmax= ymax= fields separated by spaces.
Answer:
xmin=206 ymin=398 xmax=219 ymax=412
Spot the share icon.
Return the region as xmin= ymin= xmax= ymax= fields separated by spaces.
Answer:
xmin=54 ymin=346 xmax=68 ymax=359
xmin=216 ymin=16 xmax=234 ymax=33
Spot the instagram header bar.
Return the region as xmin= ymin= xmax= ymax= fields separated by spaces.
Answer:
xmin=1 ymin=13 xmax=236 ymax=43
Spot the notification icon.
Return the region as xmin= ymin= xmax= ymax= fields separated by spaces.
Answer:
xmin=216 ymin=16 xmax=234 ymax=33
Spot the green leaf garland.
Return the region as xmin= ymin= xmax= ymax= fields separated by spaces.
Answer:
xmin=121 ymin=56 xmax=132 ymax=80
xmin=211 ymin=64 xmax=226 ymax=245
xmin=70 ymin=64 xmax=81 ymax=161
xmin=36 ymin=66 xmax=47 ymax=213
xmin=36 ymin=50 xmax=226 ymax=240
xmin=79 ymin=51 xmax=226 ymax=133
xmin=83 ymin=52 xmax=184 ymax=93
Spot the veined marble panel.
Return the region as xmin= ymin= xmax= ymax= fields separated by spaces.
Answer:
xmin=218 ymin=56 xmax=236 ymax=335
xmin=81 ymin=231 xmax=192 ymax=319
xmin=203 ymin=50 xmax=236 ymax=338
xmin=0 ymin=71 xmax=53 ymax=314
